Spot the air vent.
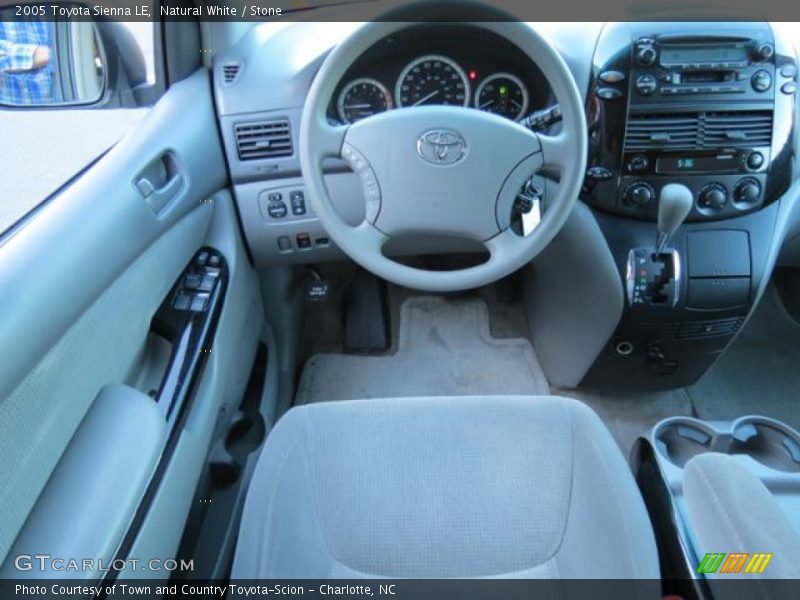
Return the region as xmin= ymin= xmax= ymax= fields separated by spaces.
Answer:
xmin=221 ymin=62 xmax=241 ymax=84
xmin=625 ymin=113 xmax=700 ymax=150
xmin=234 ymin=119 xmax=293 ymax=161
xmin=703 ymin=112 xmax=772 ymax=147
xmin=624 ymin=111 xmax=773 ymax=151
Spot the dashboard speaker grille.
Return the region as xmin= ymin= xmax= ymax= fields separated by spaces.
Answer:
xmin=234 ymin=119 xmax=293 ymax=161
xmin=624 ymin=111 xmax=773 ymax=151
xmin=221 ymin=62 xmax=242 ymax=84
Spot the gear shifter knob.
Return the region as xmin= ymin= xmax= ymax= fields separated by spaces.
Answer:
xmin=655 ymin=183 xmax=693 ymax=256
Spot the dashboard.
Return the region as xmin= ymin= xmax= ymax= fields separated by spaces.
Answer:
xmin=213 ymin=18 xmax=800 ymax=392
xmin=327 ymin=24 xmax=553 ymax=125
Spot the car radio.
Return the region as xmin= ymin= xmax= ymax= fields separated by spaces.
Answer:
xmin=630 ymin=35 xmax=777 ymax=105
xmin=583 ymin=23 xmax=796 ymax=223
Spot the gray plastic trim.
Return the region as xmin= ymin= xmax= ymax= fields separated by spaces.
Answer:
xmin=1 ymin=385 xmax=166 ymax=579
xmin=524 ymin=201 xmax=624 ymax=388
xmin=0 ymin=69 xmax=226 ymax=401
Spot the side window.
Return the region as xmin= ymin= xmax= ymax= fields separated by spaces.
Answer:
xmin=0 ymin=5 xmax=161 ymax=234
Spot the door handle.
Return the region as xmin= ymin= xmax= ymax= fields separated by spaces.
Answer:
xmin=135 ymin=152 xmax=185 ymax=213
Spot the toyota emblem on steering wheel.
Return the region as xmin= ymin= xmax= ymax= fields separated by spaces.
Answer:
xmin=415 ymin=129 xmax=467 ymax=165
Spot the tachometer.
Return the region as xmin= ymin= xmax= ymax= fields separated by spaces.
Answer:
xmin=475 ymin=72 xmax=529 ymax=120
xmin=337 ymin=78 xmax=393 ymax=124
xmin=395 ymin=55 xmax=470 ymax=108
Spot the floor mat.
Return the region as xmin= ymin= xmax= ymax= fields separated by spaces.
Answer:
xmin=687 ymin=285 xmax=800 ymax=430
xmin=554 ymin=388 xmax=693 ymax=459
xmin=295 ymin=296 xmax=549 ymax=404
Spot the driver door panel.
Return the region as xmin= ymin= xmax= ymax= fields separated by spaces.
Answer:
xmin=0 ymin=69 xmax=232 ymax=570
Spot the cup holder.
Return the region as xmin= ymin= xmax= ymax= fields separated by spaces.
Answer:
xmin=730 ymin=417 xmax=800 ymax=473
xmin=225 ymin=412 xmax=266 ymax=461
xmin=654 ymin=418 xmax=717 ymax=468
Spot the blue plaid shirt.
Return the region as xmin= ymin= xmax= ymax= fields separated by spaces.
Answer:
xmin=0 ymin=20 xmax=53 ymax=105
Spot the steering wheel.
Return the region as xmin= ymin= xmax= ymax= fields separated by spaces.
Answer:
xmin=300 ymin=16 xmax=587 ymax=292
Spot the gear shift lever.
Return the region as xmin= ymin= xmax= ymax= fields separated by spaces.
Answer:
xmin=655 ymin=183 xmax=693 ymax=256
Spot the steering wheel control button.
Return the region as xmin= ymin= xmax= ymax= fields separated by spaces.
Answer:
xmin=781 ymin=82 xmax=797 ymax=95
xmin=342 ymin=143 xmax=382 ymax=222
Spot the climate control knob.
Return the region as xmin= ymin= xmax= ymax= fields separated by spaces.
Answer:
xmin=698 ymin=183 xmax=728 ymax=211
xmin=733 ymin=178 xmax=762 ymax=207
xmin=624 ymin=182 xmax=655 ymax=207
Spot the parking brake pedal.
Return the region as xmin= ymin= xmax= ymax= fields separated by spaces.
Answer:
xmin=344 ymin=271 xmax=390 ymax=353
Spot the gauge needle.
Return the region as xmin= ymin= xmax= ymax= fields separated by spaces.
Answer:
xmin=479 ymin=100 xmax=494 ymax=109
xmin=412 ymin=90 xmax=440 ymax=106
xmin=344 ymin=103 xmax=373 ymax=109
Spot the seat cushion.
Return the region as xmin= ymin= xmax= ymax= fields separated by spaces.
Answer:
xmin=684 ymin=452 xmax=800 ymax=579
xmin=232 ymin=396 xmax=659 ymax=579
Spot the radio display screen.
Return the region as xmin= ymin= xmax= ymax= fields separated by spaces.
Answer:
xmin=656 ymin=154 xmax=740 ymax=174
xmin=660 ymin=45 xmax=748 ymax=66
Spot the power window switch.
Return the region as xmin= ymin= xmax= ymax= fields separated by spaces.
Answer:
xmin=199 ymin=274 xmax=216 ymax=292
xmin=173 ymin=294 xmax=192 ymax=311
xmin=184 ymin=273 xmax=203 ymax=289
xmin=190 ymin=293 xmax=210 ymax=312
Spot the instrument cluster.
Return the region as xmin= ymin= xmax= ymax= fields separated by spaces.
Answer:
xmin=329 ymin=25 xmax=550 ymax=125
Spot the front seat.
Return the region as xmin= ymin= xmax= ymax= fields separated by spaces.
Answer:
xmin=232 ymin=396 xmax=659 ymax=579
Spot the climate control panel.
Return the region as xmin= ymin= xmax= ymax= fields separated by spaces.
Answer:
xmin=614 ymin=174 xmax=767 ymax=220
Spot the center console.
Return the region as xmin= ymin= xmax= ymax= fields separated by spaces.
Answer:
xmin=584 ymin=23 xmax=795 ymax=221
xmin=579 ymin=22 xmax=797 ymax=391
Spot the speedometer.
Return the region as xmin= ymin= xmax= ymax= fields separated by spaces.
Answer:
xmin=395 ymin=55 xmax=470 ymax=108
xmin=475 ymin=72 xmax=528 ymax=120
xmin=337 ymin=78 xmax=393 ymax=124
